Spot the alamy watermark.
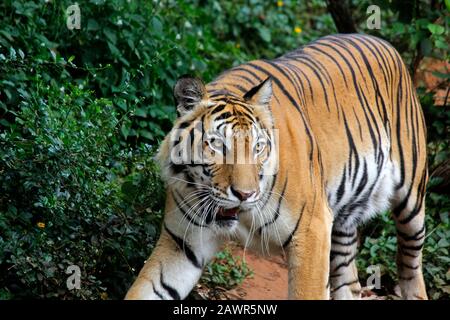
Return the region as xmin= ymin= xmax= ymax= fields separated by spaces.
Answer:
xmin=366 ymin=265 xmax=381 ymax=290
xmin=66 ymin=3 xmax=81 ymax=30
xmin=66 ymin=265 xmax=81 ymax=290
xmin=169 ymin=122 xmax=280 ymax=175
xmin=366 ymin=5 xmax=381 ymax=30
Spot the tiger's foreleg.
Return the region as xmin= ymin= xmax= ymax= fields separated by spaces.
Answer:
xmin=125 ymin=222 xmax=219 ymax=300
xmin=287 ymin=202 xmax=333 ymax=300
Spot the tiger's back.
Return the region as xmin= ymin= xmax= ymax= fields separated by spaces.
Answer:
xmin=210 ymin=33 xmax=426 ymax=229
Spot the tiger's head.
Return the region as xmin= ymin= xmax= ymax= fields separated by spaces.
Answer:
xmin=158 ymin=75 xmax=278 ymax=230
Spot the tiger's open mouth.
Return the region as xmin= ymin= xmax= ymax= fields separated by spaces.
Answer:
xmin=216 ymin=207 xmax=240 ymax=221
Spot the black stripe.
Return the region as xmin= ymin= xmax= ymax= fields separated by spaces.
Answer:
xmin=335 ymin=166 xmax=347 ymax=206
xmin=151 ymin=281 xmax=165 ymax=300
xmin=171 ymin=163 xmax=186 ymax=174
xmin=345 ymin=36 xmax=390 ymax=130
xmin=294 ymin=55 xmax=331 ymax=111
xmin=332 ymin=230 xmax=355 ymax=238
xmin=400 ymin=249 xmax=419 ymax=258
xmin=398 ymin=201 xmax=423 ymax=224
xmin=258 ymin=177 xmax=288 ymax=234
xmin=333 ymin=252 xmax=357 ymax=272
xmin=215 ymin=112 xmax=233 ymax=122
xmin=355 ymin=161 xmax=368 ymax=195
xmin=164 ymin=224 xmax=202 ymax=269
xmin=221 ymin=82 xmax=248 ymax=94
xmin=331 ymin=235 xmax=358 ymax=246
xmin=228 ymin=66 xmax=264 ymax=82
xmin=342 ymin=112 xmax=360 ymax=186
xmin=260 ymin=174 xmax=277 ymax=210
xmin=329 ymin=273 xmax=343 ymax=278
xmin=400 ymin=262 xmax=419 ymax=270
xmin=159 ymin=265 xmax=181 ymax=300
xmin=231 ymin=74 xmax=257 ymax=86
xmin=401 ymin=243 xmax=424 ymax=251
xmin=178 ymin=121 xmax=191 ymax=129
xmin=395 ymin=64 xmax=406 ymax=189
xmin=282 ymin=203 xmax=306 ymax=248
xmin=243 ymin=76 xmax=270 ymax=100
xmin=332 ymin=279 xmax=359 ymax=292
xmin=330 ymin=250 xmax=352 ymax=260
xmin=210 ymin=104 xmax=226 ymax=115
xmin=307 ymin=45 xmax=349 ymax=88
xmin=217 ymin=118 xmax=236 ymax=130
xmin=397 ymin=225 xmax=425 ymax=241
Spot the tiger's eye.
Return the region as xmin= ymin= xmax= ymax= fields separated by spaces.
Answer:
xmin=255 ymin=141 xmax=266 ymax=154
xmin=207 ymin=137 xmax=224 ymax=152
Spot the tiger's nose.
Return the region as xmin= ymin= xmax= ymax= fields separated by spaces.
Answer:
xmin=230 ymin=187 xmax=256 ymax=201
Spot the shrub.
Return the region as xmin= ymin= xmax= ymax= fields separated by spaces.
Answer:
xmin=201 ymin=247 xmax=253 ymax=290
xmin=0 ymin=73 xmax=164 ymax=299
xmin=0 ymin=0 xmax=335 ymax=144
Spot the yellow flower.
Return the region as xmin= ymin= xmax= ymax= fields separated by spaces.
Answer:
xmin=37 ymin=222 xmax=45 ymax=229
xmin=100 ymin=292 xmax=108 ymax=300
xmin=277 ymin=1 xmax=283 ymax=7
xmin=235 ymin=43 xmax=240 ymax=49
xmin=294 ymin=26 xmax=302 ymax=34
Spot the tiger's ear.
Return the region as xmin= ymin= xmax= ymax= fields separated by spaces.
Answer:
xmin=243 ymin=77 xmax=272 ymax=107
xmin=173 ymin=75 xmax=207 ymax=117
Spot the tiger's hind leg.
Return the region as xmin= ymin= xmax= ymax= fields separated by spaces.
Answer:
xmin=393 ymin=191 xmax=428 ymax=300
xmin=329 ymin=226 xmax=362 ymax=300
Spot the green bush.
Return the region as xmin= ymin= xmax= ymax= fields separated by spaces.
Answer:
xmin=0 ymin=73 xmax=164 ymax=299
xmin=201 ymin=247 xmax=253 ymax=290
xmin=0 ymin=0 xmax=335 ymax=144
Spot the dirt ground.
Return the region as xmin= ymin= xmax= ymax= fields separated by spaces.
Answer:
xmin=225 ymin=247 xmax=289 ymax=300
xmin=196 ymin=245 xmax=394 ymax=300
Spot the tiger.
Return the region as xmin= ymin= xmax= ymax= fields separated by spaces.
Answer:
xmin=125 ymin=33 xmax=428 ymax=300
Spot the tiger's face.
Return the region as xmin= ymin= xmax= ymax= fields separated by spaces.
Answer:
xmin=159 ymin=75 xmax=277 ymax=229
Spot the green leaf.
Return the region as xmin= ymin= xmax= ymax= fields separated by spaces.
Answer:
xmin=86 ymin=19 xmax=100 ymax=31
xmin=134 ymin=108 xmax=147 ymax=117
xmin=435 ymin=39 xmax=449 ymax=50
xmin=258 ymin=27 xmax=271 ymax=42
xmin=107 ymin=42 xmax=121 ymax=57
xmin=18 ymin=49 xmax=25 ymax=59
xmin=420 ymin=38 xmax=432 ymax=56
xmin=114 ymin=98 xmax=127 ymax=111
xmin=431 ymin=71 xmax=450 ymax=79
xmin=427 ymin=23 xmax=445 ymax=35
xmin=139 ymin=129 xmax=153 ymax=140
xmin=392 ymin=22 xmax=405 ymax=33
xmin=120 ymin=124 xmax=130 ymax=138
xmin=103 ymin=28 xmax=117 ymax=44
xmin=151 ymin=16 xmax=163 ymax=36
xmin=438 ymin=238 xmax=450 ymax=248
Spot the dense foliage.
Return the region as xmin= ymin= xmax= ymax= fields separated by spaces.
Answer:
xmin=0 ymin=0 xmax=448 ymax=299
xmin=0 ymin=78 xmax=164 ymax=299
